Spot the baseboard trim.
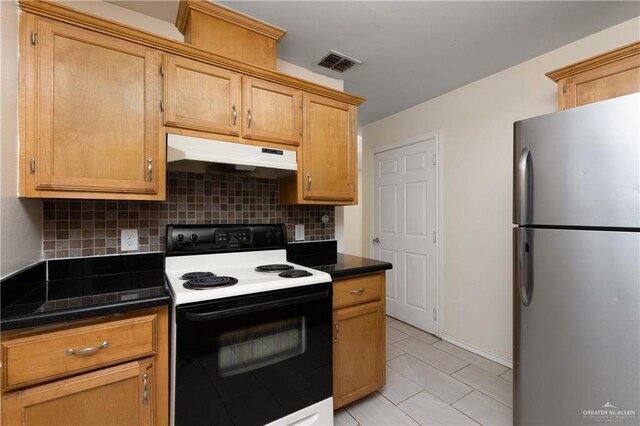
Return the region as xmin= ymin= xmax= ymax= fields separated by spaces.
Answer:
xmin=440 ymin=333 xmax=513 ymax=369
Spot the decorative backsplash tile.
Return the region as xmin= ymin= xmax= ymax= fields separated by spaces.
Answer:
xmin=43 ymin=172 xmax=335 ymax=259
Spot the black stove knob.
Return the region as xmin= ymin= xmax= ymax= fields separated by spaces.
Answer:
xmin=176 ymin=234 xmax=184 ymax=242
xmin=190 ymin=233 xmax=198 ymax=242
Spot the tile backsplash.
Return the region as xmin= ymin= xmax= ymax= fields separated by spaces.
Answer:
xmin=43 ymin=172 xmax=335 ymax=259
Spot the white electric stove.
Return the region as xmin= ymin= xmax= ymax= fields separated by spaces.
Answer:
xmin=165 ymin=224 xmax=334 ymax=426
xmin=165 ymin=249 xmax=330 ymax=306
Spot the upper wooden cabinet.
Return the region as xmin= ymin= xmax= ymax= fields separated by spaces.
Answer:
xmin=242 ymin=76 xmax=303 ymax=146
xmin=280 ymin=94 xmax=357 ymax=205
xmin=20 ymin=16 xmax=165 ymax=200
xmin=164 ymin=70 xmax=302 ymax=146
xmin=18 ymin=0 xmax=364 ymax=203
xmin=163 ymin=54 xmax=241 ymax=136
xmin=546 ymin=41 xmax=640 ymax=110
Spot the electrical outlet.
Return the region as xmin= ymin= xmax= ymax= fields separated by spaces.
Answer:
xmin=295 ymin=224 xmax=305 ymax=241
xmin=121 ymin=229 xmax=138 ymax=251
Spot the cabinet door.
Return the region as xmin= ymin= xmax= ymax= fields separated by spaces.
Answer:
xmin=2 ymin=359 xmax=154 ymax=426
xmin=164 ymin=54 xmax=241 ymax=135
xmin=333 ymin=301 xmax=385 ymax=409
xmin=560 ymin=53 xmax=640 ymax=109
xmin=33 ymin=18 xmax=162 ymax=196
xmin=242 ymin=76 xmax=302 ymax=146
xmin=302 ymin=94 xmax=356 ymax=202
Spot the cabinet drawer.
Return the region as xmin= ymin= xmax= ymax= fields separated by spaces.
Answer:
xmin=2 ymin=314 xmax=157 ymax=390
xmin=333 ymin=273 xmax=382 ymax=309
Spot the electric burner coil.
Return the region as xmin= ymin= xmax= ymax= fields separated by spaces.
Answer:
xmin=183 ymin=276 xmax=238 ymax=290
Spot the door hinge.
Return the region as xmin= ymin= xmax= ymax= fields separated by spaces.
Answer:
xmin=432 ymin=154 xmax=437 ymax=165
xmin=433 ymin=309 xmax=437 ymax=321
xmin=29 ymin=158 xmax=36 ymax=174
xmin=30 ymin=31 xmax=37 ymax=48
xmin=160 ymin=101 xmax=165 ymax=112
xmin=432 ymin=231 xmax=436 ymax=243
xmin=160 ymin=65 xmax=165 ymax=77
xmin=562 ymin=84 xmax=567 ymax=95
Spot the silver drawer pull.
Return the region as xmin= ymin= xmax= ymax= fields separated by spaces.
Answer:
xmin=142 ymin=373 xmax=149 ymax=405
xmin=66 ymin=341 xmax=109 ymax=356
xmin=349 ymin=288 xmax=365 ymax=295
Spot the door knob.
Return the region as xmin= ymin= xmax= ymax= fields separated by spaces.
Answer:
xmin=372 ymin=237 xmax=380 ymax=244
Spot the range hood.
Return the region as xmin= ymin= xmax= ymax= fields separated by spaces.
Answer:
xmin=167 ymin=134 xmax=297 ymax=178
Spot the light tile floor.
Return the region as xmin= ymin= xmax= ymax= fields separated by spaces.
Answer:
xmin=335 ymin=316 xmax=513 ymax=426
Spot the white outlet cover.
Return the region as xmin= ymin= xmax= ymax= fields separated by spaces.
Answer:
xmin=294 ymin=224 xmax=304 ymax=241
xmin=121 ymin=229 xmax=139 ymax=251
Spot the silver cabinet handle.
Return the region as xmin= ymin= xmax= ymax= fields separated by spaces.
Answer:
xmin=372 ymin=237 xmax=380 ymax=244
xmin=307 ymin=173 xmax=312 ymax=191
xmin=29 ymin=158 xmax=36 ymax=174
xmin=349 ymin=288 xmax=365 ymax=295
xmin=247 ymin=108 xmax=252 ymax=129
xmin=147 ymin=157 xmax=153 ymax=182
xmin=142 ymin=373 xmax=149 ymax=405
xmin=334 ymin=321 xmax=339 ymax=343
xmin=231 ymin=105 xmax=237 ymax=126
xmin=67 ymin=341 xmax=109 ymax=356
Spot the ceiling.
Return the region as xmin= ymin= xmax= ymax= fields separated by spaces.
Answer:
xmin=108 ymin=1 xmax=640 ymax=124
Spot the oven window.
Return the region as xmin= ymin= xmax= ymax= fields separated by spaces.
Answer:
xmin=219 ymin=317 xmax=305 ymax=377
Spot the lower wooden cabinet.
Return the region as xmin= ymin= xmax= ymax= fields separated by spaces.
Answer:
xmin=2 ymin=359 xmax=154 ymax=426
xmin=0 ymin=306 xmax=168 ymax=425
xmin=332 ymin=272 xmax=386 ymax=409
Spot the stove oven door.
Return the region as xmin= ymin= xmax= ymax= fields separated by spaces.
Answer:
xmin=174 ymin=282 xmax=332 ymax=426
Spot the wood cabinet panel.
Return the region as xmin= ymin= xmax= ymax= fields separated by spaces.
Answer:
xmin=164 ymin=54 xmax=241 ymax=135
xmin=2 ymin=359 xmax=154 ymax=426
xmin=1 ymin=306 xmax=169 ymax=425
xmin=547 ymin=41 xmax=640 ymax=110
xmin=242 ymin=76 xmax=302 ymax=146
xmin=333 ymin=300 xmax=385 ymax=409
xmin=24 ymin=18 xmax=163 ymax=198
xmin=302 ymin=94 xmax=357 ymax=202
xmin=2 ymin=314 xmax=157 ymax=391
xmin=333 ymin=273 xmax=383 ymax=309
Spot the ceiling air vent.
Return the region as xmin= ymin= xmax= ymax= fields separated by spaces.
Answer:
xmin=318 ymin=50 xmax=362 ymax=73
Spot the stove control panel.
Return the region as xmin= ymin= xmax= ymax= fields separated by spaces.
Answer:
xmin=214 ymin=229 xmax=251 ymax=244
xmin=166 ymin=224 xmax=287 ymax=255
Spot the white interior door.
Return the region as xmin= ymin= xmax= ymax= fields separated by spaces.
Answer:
xmin=373 ymin=138 xmax=438 ymax=333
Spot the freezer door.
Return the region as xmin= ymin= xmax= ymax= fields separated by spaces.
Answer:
xmin=514 ymin=228 xmax=640 ymax=425
xmin=513 ymin=93 xmax=640 ymax=227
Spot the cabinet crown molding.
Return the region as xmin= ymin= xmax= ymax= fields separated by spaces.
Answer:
xmin=546 ymin=41 xmax=640 ymax=81
xmin=175 ymin=0 xmax=286 ymax=41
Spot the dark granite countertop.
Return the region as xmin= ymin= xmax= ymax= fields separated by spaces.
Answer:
xmin=287 ymin=241 xmax=392 ymax=279
xmin=1 ymin=253 xmax=170 ymax=331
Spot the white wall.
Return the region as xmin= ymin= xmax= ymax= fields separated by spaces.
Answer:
xmin=1 ymin=1 xmax=43 ymax=278
xmin=362 ymin=17 xmax=640 ymax=364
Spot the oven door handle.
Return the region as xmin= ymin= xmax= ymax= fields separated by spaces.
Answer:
xmin=181 ymin=288 xmax=331 ymax=322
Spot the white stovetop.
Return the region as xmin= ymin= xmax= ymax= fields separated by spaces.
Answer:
xmin=165 ymin=249 xmax=330 ymax=305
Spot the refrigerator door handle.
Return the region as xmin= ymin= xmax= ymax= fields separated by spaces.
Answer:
xmin=516 ymin=228 xmax=534 ymax=306
xmin=517 ymin=147 xmax=533 ymax=224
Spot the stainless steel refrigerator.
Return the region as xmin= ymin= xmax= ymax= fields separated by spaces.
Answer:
xmin=513 ymin=93 xmax=640 ymax=425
